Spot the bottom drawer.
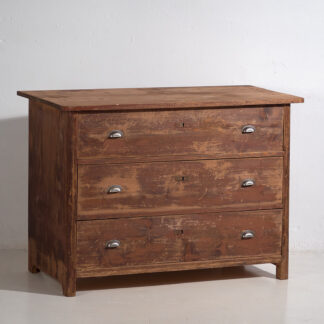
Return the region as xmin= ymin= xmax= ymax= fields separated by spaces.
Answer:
xmin=76 ymin=210 xmax=282 ymax=275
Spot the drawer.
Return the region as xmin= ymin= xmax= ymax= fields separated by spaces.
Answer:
xmin=77 ymin=157 xmax=283 ymax=219
xmin=77 ymin=107 xmax=283 ymax=160
xmin=76 ymin=209 xmax=282 ymax=274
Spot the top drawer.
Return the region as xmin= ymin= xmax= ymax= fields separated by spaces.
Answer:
xmin=77 ymin=106 xmax=283 ymax=160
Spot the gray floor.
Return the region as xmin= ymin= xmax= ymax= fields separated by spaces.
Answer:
xmin=0 ymin=250 xmax=323 ymax=324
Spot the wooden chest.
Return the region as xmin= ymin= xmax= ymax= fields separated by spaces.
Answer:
xmin=17 ymin=86 xmax=303 ymax=296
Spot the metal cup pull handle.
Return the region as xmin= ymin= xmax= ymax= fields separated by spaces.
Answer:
xmin=107 ymin=185 xmax=122 ymax=194
xmin=241 ymin=230 xmax=255 ymax=240
xmin=242 ymin=125 xmax=255 ymax=134
xmin=105 ymin=240 xmax=120 ymax=249
xmin=242 ymin=179 xmax=255 ymax=187
xmin=108 ymin=130 xmax=124 ymax=139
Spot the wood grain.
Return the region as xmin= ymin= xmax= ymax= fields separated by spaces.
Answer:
xmin=276 ymin=105 xmax=290 ymax=279
xmin=77 ymin=151 xmax=284 ymax=165
xmin=17 ymin=86 xmax=304 ymax=111
xmin=20 ymin=85 xmax=303 ymax=296
xmin=77 ymin=157 xmax=283 ymax=220
xmin=76 ymin=209 xmax=282 ymax=277
xmin=28 ymin=100 xmax=77 ymax=296
xmin=77 ymin=255 xmax=282 ymax=278
xmin=77 ymin=106 xmax=284 ymax=160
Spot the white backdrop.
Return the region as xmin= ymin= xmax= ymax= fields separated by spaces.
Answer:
xmin=1 ymin=0 xmax=323 ymax=250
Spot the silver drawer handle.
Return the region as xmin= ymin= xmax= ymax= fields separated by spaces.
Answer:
xmin=242 ymin=125 xmax=255 ymax=134
xmin=241 ymin=230 xmax=255 ymax=240
xmin=107 ymin=185 xmax=122 ymax=194
xmin=105 ymin=240 xmax=120 ymax=249
xmin=242 ymin=179 xmax=255 ymax=187
xmin=108 ymin=130 xmax=124 ymax=139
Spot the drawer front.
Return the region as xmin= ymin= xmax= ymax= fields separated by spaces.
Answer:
xmin=77 ymin=107 xmax=283 ymax=160
xmin=76 ymin=210 xmax=282 ymax=272
xmin=77 ymin=157 xmax=283 ymax=219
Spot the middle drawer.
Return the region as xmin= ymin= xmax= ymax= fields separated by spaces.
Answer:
xmin=77 ymin=157 xmax=283 ymax=220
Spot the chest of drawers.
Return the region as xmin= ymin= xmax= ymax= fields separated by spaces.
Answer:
xmin=18 ymin=86 xmax=303 ymax=296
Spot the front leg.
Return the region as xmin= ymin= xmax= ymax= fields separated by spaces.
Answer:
xmin=276 ymin=257 xmax=288 ymax=279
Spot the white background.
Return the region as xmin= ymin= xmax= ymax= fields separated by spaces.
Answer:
xmin=0 ymin=0 xmax=323 ymax=250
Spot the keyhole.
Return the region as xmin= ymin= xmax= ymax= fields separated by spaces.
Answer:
xmin=175 ymin=175 xmax=189 ymax=182
xmin=175 ymin=229 xmax=184 ymax=236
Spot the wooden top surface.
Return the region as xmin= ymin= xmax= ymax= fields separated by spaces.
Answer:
xmin=17 ymin=85 xmax=303 ymax=111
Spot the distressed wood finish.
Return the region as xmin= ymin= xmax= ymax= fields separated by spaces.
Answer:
xmin=77 ymin=151 xmax=285 ymax=165
xmin=77 ymin=255 xmax=282 ymax=278
xmin=28 ymin=101 xmax=77 ymax=296
xmin=77 ymin=157 xmax=283 ymax=219
xmin=19 ymin=85 xmax=303 ymax=296
xmin=77 ymin=210 xmax=282 ymax=277
xmin=77 ymin=106 xmax=284 ymax=160
xmin=276 ymin=105 xmax=290 ymax=279
xmin=17 ymin=86 xmax=303 ymax=111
